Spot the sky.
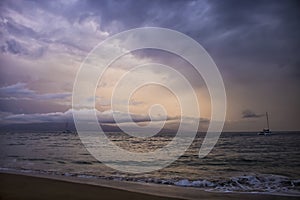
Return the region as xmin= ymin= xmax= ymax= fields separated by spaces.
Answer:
xmin=0 ymin=0 xmax=299 ymax=132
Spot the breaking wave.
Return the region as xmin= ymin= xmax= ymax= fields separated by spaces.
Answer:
xmin=1 ymin=167 xmax=299 ymax=196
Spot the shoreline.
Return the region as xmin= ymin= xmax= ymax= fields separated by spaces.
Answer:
xmin=1 ymin=171 xmax=299 ymax=200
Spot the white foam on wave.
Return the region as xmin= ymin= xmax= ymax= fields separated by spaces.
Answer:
xmin=212 ymin=174 xmax=300 ymax=195
xmin=175 ymin=179 xmax=215 ymax=187
xmin=0 ymin=167 xmax=299 ymax=196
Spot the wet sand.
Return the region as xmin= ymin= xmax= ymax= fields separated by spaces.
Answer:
xmin=0 ymin=173 xmax=298 ymax=200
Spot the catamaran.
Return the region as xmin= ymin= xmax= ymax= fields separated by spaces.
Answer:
xmin=257 ymin=112 xmax=272 ymax=135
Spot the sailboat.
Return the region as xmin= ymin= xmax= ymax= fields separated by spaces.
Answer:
xmin=62 ymin=122 xmax=72 ymax=134
xmin=257 ymin=112 xmax=272 ymax=136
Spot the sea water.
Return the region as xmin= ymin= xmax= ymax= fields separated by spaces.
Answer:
xmin=0 ymin=131 xmax=299 ymax=195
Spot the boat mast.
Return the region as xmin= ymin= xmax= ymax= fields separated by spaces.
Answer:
xmin=266 ymin=112 xmax=269 ymax=130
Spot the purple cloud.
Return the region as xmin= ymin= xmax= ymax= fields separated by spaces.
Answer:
xmin=242 ymin=110 xmax=264 ymax=119
xmin=0 ymin=83 xmax=71 ymax=101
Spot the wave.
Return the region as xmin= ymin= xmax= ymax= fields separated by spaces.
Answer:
xmin=173 ymin=175 xmax=300 ymax=195
xmin=0 ymin=167 xmax=299 ymax=196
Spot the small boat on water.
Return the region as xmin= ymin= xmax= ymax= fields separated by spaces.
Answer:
xmin=257 ymin=112 xmax=272 ymax=136
xmin=62 ymin=122 xmax=73 ymax=134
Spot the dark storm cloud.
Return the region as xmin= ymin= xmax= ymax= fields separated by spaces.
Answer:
xmin=81 ymin=0 xmax=300 ymax=82
xmin=1 ymin=39 xmax=26 ymax=54
xmin=0 ymin=15 xmax=45 ymax=58
xmin=2 ymin=0 xmax=299 ymax=68
xmin=82 ymin=0 xmax=300 ymax=50
xmin=0 ymin=0 xmax=299 ymax=130
xmin=1 ymin=15 xmax=38 ymax=37
xmin=29 ymin=0 xmax=188 ymax=31
xmin=199 ymin=1 xmax=300 ymax=44
xmin=242 ymin=110 xmax=264 ymax=119
xmin=0 ymin=38 xmax=45 ymax=58
xmin=202 ymin=0 xmax=300 ymax=80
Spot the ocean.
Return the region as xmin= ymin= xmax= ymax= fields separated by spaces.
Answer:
xmin=0 ymin=131 xmax=299 ymax=196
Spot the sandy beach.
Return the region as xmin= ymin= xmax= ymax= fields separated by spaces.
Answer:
xmin=0 ymin=172 xmax=298 ymax=200
xmin=0 ymin=173 xmax=181 ymax=200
